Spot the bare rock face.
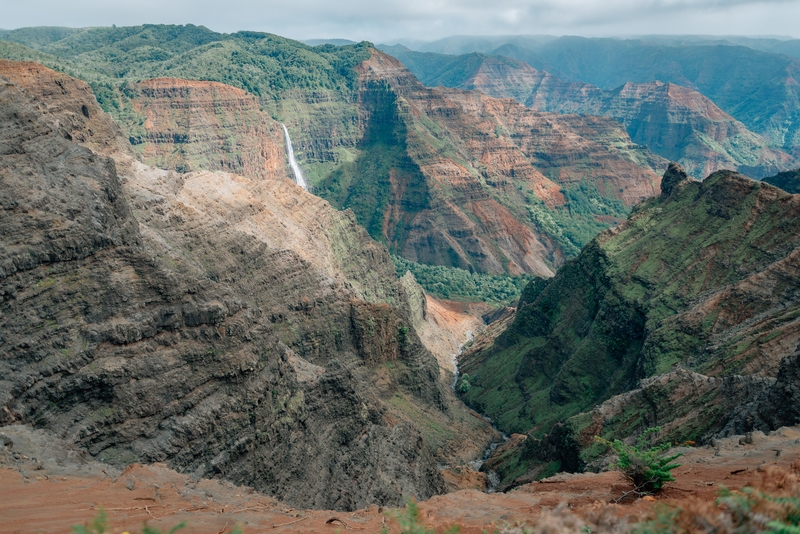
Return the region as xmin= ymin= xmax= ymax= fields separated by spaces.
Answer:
xmin=0 ymin=61 xmax=495 ymax=510
xmin=127 ymin=78 xmax=287 ymax=181
xmin=721 ymin=348 xmax=800 ymax=435
xmin=660 ymin=162 xmax=692 ymax=197
xmin=526 ymin=77 xmax=795 ymax=179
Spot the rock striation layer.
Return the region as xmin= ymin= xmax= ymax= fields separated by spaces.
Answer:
xmin=318 ymin=50 xmax=665 ymax=276
xmin=0 ymin=60 xmax=495 ymax=510
xmin=128 ymin=78 xmax=287 ymax=180
xmin=383 ymin=49 xmax=797 ymax=179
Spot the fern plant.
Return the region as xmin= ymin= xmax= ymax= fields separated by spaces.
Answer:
xmin=596 ymin=427 xmax=682 ymax=495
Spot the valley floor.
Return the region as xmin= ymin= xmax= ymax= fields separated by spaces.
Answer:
xmin=2 ymin=425 xmax=798 ymax=533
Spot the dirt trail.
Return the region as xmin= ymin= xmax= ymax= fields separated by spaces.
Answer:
xmin=2 ymin=425 xmax=799 ymax=533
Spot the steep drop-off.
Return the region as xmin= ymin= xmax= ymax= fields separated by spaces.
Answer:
xmin=459 ymin=163 xmax=800 ymax=483
xmin=382 ymin=48 xmax=796 ymax=179
xmin=126 ymin=78 xmax=287 ymax=180
xmin=0 ymin=60 xmax=496 ymax=511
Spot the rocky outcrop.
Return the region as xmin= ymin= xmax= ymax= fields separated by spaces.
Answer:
xmin=720 ymin=348 xmax=800 ymax=435
xmin=459 ymin=163 xmax=800 ymax=479
xmin=0 ymin=60 xmax=496 ymax=510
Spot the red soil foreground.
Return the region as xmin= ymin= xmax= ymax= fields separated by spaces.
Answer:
xmin=1 ymin=426 xmax=799 ymax=533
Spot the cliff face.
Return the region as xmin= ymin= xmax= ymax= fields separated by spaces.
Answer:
xmin=0 ymin=60 xmax=495 ymax=511
xmin=317 ymin=50 xmax=665 ymax=276
xmin=128 ymin=78 xmax=287 ymax=181
xmin=459 ymin=162 xmax=800 ymax=482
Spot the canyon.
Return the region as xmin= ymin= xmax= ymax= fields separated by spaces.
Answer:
xmin=1 ymin=25 xmax=800 ymax=532
xmin=0 ymin=27 xmax=666 ymax=276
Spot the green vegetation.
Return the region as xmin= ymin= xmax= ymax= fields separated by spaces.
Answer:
xmin=383 ymin=499 xmax=460 ymax=534
xmin=317 ymin=82 xmax=429 ymax=247
xmin=527 ymin=180 xmax=628 ymax=256
xmin=763 ymin=168 xmax=800 ymax=194
xmin=392 ymin=255 xmax=533 ymax=305
xmin=71 ymin=509 xmax=192 ymax=534
xmin=0 ymin=25 xmax=371 ymax=104
xmin=459 ymin=169 xmax=800 ymax=481
xmin=595 ymin=427 xmax=682 ymax=495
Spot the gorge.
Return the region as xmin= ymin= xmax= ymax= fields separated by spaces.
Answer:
xmin=1 ymin=24 xmax=800 ymax=532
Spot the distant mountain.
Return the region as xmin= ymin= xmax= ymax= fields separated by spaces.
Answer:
xmin=493 ymin=38 xmax=800 ymax=154
xmin=409 ymin=36 xmax=800 ymax=155
xmin=304 ymin=38 xmax=358 ymax=46
xmin=415 ymin=34 xmax=558 ymax=55
xmin=418 ymin=34 xmax=800 ymax=61
xmin=460 ymin=163 xmax=800 ymax=485
xmin=0 ymin=26 xmax=82 ymax=48
xmin=380 ymin=46 xmax=796 ymax=178
xmin=631 ymin=35 xmax=800 ymax=60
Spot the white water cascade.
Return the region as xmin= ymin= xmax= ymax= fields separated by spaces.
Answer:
xmin=281 ymin=123 xmax=308 ymax=191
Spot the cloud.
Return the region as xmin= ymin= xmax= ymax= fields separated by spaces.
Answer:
xmin=3 ymin=0 xmax=799 ymax=42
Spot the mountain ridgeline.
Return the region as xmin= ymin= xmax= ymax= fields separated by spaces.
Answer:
xmin=458 ymin=163 xmax=800 ymax=486
xmin=0 ymin=25 xmax=667 ymax=276
xmin=408 ymin=35 xmax=800 ymax=155
xmin=379 ymin=45 xmax=798 ymax=180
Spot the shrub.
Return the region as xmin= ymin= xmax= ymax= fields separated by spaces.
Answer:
xmin=71 ymin=508 xmax=202 ymax=534
xmin=595 ymin=427 xmax=682 ymax=496
xmin=383 ymin=499 xmax=460 ymax=534
xmin=631 ymin=462 xmax=800 ymax=533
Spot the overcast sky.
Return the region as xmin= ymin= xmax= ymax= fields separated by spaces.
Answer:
xmin=3 ymin=0 xmax=800 ymax=43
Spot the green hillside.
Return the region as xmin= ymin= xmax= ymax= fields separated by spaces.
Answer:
xmin=0 ymin=25 xmax=372 ymax=186
xmin=459 ymin=164 xmax=800 ymax=482
xmin=763 ymin=168 xmax=800 ymax=194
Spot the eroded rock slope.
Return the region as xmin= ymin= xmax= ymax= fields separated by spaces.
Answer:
xmin=318 ymin=50 xmax=665 ymax=275
xmin=0 ymin=60 xmax=495 ymax=511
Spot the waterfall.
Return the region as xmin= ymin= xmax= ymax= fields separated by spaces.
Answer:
xmin=281 ymin=123 xmax=308 ymax=191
